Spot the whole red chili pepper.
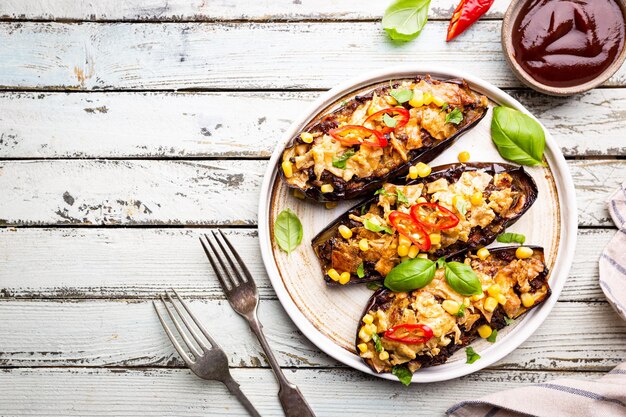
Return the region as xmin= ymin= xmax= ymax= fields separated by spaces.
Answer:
xmin=446 ymin=0 xmax=495 ymax=41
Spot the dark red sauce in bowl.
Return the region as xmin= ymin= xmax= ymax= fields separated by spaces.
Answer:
xmin=510 ymin=0 xmax=626 ymax=89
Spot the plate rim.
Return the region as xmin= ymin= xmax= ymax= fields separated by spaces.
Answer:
xmin=258 ymin=65 xmax=578 ymax=382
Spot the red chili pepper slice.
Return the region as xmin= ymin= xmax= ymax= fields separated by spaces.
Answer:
xmin=364 ymin=107 xmax=410 ymax=134
xmin=329 ymin=125 xmax=388 ymax=147
xmin=410 ymin=203 xmax=460 ymax=230
xmin=446 ymin=0 xmax=495 ymax=42
xmin=384 ymin=324 xmax=434 ymax=344
xmin=388 ymin=211 xmax=431 ymax=251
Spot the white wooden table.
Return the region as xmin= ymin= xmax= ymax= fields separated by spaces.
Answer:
xmin=0 ymin=1 xmax=625 ymax=416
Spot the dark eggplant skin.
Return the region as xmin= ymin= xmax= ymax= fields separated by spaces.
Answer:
xmin=356 ymin=246 xmax=550 ymax=374
xmin=279 ymin=76 xmax=488 ymax=202
xmin=312 ymin=162 xmax=538 ymax=285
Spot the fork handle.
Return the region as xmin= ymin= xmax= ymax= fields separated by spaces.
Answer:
xmin=247 ymin=315 xmax=316 ymax=417
xmin=223 ymin=376 xmax=262 ymax=417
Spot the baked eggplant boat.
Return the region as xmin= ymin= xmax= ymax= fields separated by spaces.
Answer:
xmin=356 ymin=246 xmax=550 ymax=379
xmin=312 ymin=163 xmax=538 ymax=285
xmin=280 ymin=76 xmax=489 ymax=202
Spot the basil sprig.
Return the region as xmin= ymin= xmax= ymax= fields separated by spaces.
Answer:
xmin=390 ymin=88 xmax=413 ymax=104
xmin=444 ymin=261 xmax=483 ymax=296
xmin=491 ymin=106 xmax=546 ymax=166
xmin=392 ymin=365 xmax=413 ymax=386
xmin=445 ymin=107 xmax=463 ymax=125
xmin=497 ymin=232 xmax=526 ymax=244
xmin=384 ymin=258 xmax=436 ymax=292
xmin=274 ymin=208 xmax=303 ymax=254
xmin=364 ymin=218 xmax=393 ymax=234
xmin=382 ymin=0 xmax=432 ymax=42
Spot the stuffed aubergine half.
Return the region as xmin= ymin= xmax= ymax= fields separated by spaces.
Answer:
xmin=356 ymin=246 xmax=550 ymax=379
xmin=280 ymin=76 xmax=489 ymax=202
xmin=312 ymin=163 xmax=538 ymax=285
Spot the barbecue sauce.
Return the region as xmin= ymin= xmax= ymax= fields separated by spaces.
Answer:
xmin=512 ymin=0 xmax=626 ymax=88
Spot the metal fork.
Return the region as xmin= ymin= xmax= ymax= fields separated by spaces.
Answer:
xmin=153 ymin=289 xmax=262 ymax=417
xmin=200 ymin=231 xmax=316 ymax=417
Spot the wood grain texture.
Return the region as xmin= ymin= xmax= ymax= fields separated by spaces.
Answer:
xmin=1 ymin=22 xmax=624 ymax=91
xmin=0 ymin=228 xmax=612 ymax=301
xmin=0 ymin=299 xmax=623 ymax=371
xmin=0 ymin=160 xmax=622 ymax=227
xmin=0 ymin=89 xmax=625 ymax=159
xmin=0 ymin=367 xmax=607 ymax=416
xmin=0 ymin=0 xmax=510 ymax=21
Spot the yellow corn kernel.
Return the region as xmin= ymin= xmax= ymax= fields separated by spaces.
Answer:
xmin=521 ymin=292 xmax=535 ymax=308
xmin=325 ymin=202 xmax=338 ymax=209
xmin=398 ymin=234 xmax=411 ymax=247
xmin=429 ymin=233 xmax=441 ymax=245
xmin=470 ymin=293 xmax=485 ymax=302
xmin=417 ymin=197 xmax=428 ymax=203
xmin=385 ymin=95 xmax=397 ymax=106
xmin=367 ymin=101 xmax=380 ymax=115
xmin=357 ymin=343 xmax=368 ymax=353
xmin=293 ymin=189 xmax=306 ymax=200
xmin=300 ymin=132 xmax=314 ymax=144
xmin=397 ymin=244 xmax=410 ymax=257
xmin=366 ymin=323 xmax=377 ymax=335
xmin=417 ymin=253 xmax=429 ymax=259
xmin=281 ymin=161 xmax=293 ymax=178
xmin=484 ymin=296 xmax=498 ymax=312
xmin=464 ymin=297 xmax=471 ymax=306
xmin=379 ymin=350 xmax=390 ymax=361
xmin=409 ymin=89 xmax=424 ymax=107
xmin=362 ymin=314 xmax=374 ymax=325
xmin=321 ymin=184 xmax=334 ymax=194
xmin=477 ymin=324 xmax=493 ymax=339
xmin=408 ymin=245 xmax=420 ymax=259
xmin=338 ymin=225 xmax=353 ymax=239
xmin=362 ymin=324 xmax=373 ymax=336
xmin=516 ymin=246 xmax=534 ymax=259
xmin=442 ymin=300 xmax=460 ymax=315
xmin=408 ymin=165 xmax=419 ymax=180
xmin=359 ymin=239 xmax=369 ymax=252
xmin=497 ymin=294 xmax=508 ymax=305
xmin=339 ymin=272 xmax=351 ymax=285
xmin=458 ymin=151 xmax=471 ymax=163
xmin=432 ymin=95 xmax=446 ymax=107
xmin=477 ymin=247 xmax=490 ymax=261
xmin=470 ymin=191 xmax=483 ymax=206
xmin=358 ymin=327 xmax=371 ymax=342
xmin=327 ymin=268 xmax=340 ymax=282
xmin=423 ymin=91 xmax=433 ymax=105
xmin=415 ymin=162 xmax=432 ymax=177
xmin=487 ymin=284 xmax=501 ymax=297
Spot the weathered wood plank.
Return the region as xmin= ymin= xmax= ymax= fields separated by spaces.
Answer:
xmin=0 ymin=228 xmax=612 ymax=302
xmin=0 ymin=160 xmax=622 ymax=227
xmin=0 ymin=0 xmax=511 ymax=21
xmin=0 ymin=22 xmax=624 ymax=90
xmin=1 ymin=89 xmax=624 ymax=159
xmin=0 ymin=367 xmax=606 ymax=417
xmin=0 ymin=299 xmax=622 ymax=371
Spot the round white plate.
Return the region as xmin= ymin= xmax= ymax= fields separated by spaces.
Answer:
xmin=258 ymin=66 xmax=577 ymax=383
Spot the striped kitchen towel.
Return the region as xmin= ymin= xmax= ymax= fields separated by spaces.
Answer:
xmin=447 ymin=184 xmax=626 ymax=417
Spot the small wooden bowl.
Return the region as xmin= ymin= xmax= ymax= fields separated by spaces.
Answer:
xmin=502 ymin=0 xmax=626 ymax=96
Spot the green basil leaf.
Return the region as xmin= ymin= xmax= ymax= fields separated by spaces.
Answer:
xmin=497 ymin=232 xmax=526 ymax=245
xmin=396 ymin=189 xmax=409 ymax=205
xmin=391 ymin=365 xmax=413 ymax=386
xmin=504 ymin=316 xmax=514 ymax=326
xmin=455 ymin=199 xmax=468 ymax=216
xmin=491 ymin=106 xmax=546 ymax=167
xmin=274 ymin=208 xmax=303 ymax=254
xmin=364 ymin=218 xmax=394 ymax=234
xmin=390 ymin=88 xmax=413 ymax=104
xmin=383 ymin=113 xmax=397 ymax=128
xmin=455 ymin=303 xmax=466 ymax=317
xmin=444 ymin=262 xmax=482 ymax=296
xmin=367 ymin=281 xmax=383 ymax=291
xmin=382 ymin=0 xmax=432 ymax=42
xmin=435 ymin=257 xmax=447 ymax=269
xmin=372 ymin=333 xmax=383 ymax=352
xmin=384 ymin=258 xmax=436 ymax=292
xmin=465 ymin=347 xmax=481 ymax=364
xmin=357 ymin=262 xmax=365 ymax=279
xmin=445 ymin=107 xmax=463 ymax=125
xmin=487 ymin=329 xmax=498 ymax=343
xmin=332 ymin=149 xmax=355 ymax=169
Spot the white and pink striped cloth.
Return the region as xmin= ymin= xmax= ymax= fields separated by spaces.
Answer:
xmin=447 ymin=183 xmax=626 ymax=417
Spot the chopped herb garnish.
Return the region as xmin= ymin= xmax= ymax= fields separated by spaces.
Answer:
xmin=465 ymin=347 xmax=481 ymax=364
xmin=504 ymin=316 xmax=514 ymax=326
xmin=372 ymin=333 xmax=383 ymax=352
xmin=445 ymin=107 xmax=463 ymax=125
xmin=390 ymin=89 xmax=413 ymax=104
xmin=487 ymin=329 xmax=498 ymax=343
xmin=332 ymin=149 xmax=356 ymax=169
xmin=440 ymin=102 xmax=449 ymax=112
xmin=383 ymin=113 xmax=397 ymax=128
xmin=497 ymin=232 xmax=526 ymax=245
xmin=396 ymin=189 xmax=409 ymax=204
xmin=364 ymin=218 xmax=394 ymax=234
xmin=435 ymin=257 xmax=447 ymax=269
xmin=454 ymin=303 xmax=466 ymax=317
xmin=357 ymin=262 xmax=365 ymax=278
xmin=375 ymin=187 xmax=392 ymax=196
xmin=391 ymin=365 xmax=413 ymax=386
xmin=360 ymin=204 xmax=368 ymax=215
xmin=366 ymin=281 xmax=383 ymax=291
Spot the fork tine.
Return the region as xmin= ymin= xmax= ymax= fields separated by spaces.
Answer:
xmin=212 ymin=230 xmax=247 ymax=284
xmin=199 ymin=235 xmax=233 ymax=291
xmin=170 ymin=288 xmax=220 ymax=348
xmin=158 ymin=294 xmax=202 ymax=358
xmin=217 ymin=229 xmax=254 ymax=283
xmin=165 ymin=291 xmax=211 ymax=351
xmin=153 ymin=300 xmax=194 ymax=366
xmin=204 ymin=233 xmax=240 ymax=288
